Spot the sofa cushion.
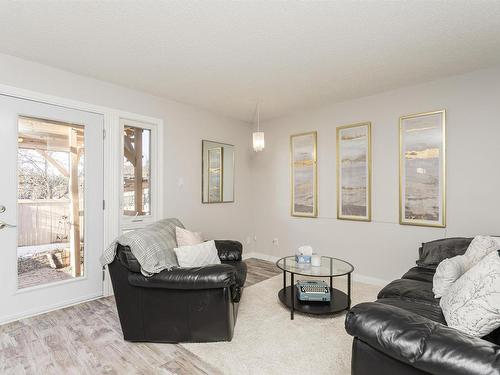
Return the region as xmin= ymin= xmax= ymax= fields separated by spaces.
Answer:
xmin=440 ymin=250 xmax=500 ymax=338
xmin=416 ymin=237 xmax=472 ymax=270
xmin=377 ymin=279 xmax=437 ymax=304
xmin=174 ymin=240 xmax=221 ymax=268
xmin=117 ymin=244 xmax=141 ymax=273
xmin=175 ymin=226 xmax=203 ymax=247
xmin=402 ymin=267 xmax=435 ymax=283
xmin=464 ymin=235 xmax=500 ymax=268
xmin=432 ymin=255 xmax=471 ymax=298
xmin=377 ymin=297 xmax=446 ymax=325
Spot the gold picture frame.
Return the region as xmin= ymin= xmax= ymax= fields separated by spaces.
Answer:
xmin=290 ymin=131 xmax=318 ymax=217
xmin=399 ymin=110 xmax=446 ymax=227
xmin=336 ymin=122 xmax=372 ymax=221
xmin=207 ymin=146 xmax=223 ymax=203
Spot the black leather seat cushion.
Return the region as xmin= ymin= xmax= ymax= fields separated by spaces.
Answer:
xmin=377 ymin=279 xmax=437 ymax=304
xmin=222 ymin=260 xmax=247 ymax=288
xmin=377 ymin=297 xmax=446 ymax=325
xmin=402 ymin=267 xmax=435 ymax=283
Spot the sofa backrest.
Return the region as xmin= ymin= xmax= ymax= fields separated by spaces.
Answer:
xmin=117 ymin=244 xmax=142 ymax=272
xmin=416 ymin=237 xmax=473 ymax=270
xmin=115 ymin=217 xmax=185 ymax=274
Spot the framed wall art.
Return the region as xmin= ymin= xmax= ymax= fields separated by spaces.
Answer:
xmin=399 ymin=110 xmax=446 ymax=227
xmin=207 ymin=146 xmax=223 ymax=203
xmin=336 ymin=122 xmax=371 ymax=221
xmin=290 ymin=131 xmax=317 ymax=217
xmin=202 ymin=140 xmax=235 ymax=204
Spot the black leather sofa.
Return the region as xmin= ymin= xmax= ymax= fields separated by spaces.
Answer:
xmin=108 ymin=240 xmax=247 ymax=343
xmin=345 ymin=237 xmax=500 ymax=375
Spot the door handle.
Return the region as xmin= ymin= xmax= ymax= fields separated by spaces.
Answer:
xmin=0 ymin=221 xmax=16 ymax=230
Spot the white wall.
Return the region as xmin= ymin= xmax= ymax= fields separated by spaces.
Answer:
xmin=0 ymin=53 xmax=255 ymax=249
xmin=2 ymin=52 xmax=499 ymax=282
xmin=252 ymin=66 xmax=500 ymax=282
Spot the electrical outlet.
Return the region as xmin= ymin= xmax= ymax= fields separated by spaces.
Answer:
xmin=272 ymin=238 xmax=279 ymax=246
xmin=246 ymin=236 xmax=251 ymax=245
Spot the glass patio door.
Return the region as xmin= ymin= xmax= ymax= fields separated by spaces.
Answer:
xmin=0 ymin=95 xmax=104 ymax=324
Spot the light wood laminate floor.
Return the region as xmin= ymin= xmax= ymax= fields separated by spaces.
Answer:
xmin=0 ymin=258 xmax=280 ymax=375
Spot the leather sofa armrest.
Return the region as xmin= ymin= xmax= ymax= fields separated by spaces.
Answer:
xmin=214 ymin=240 xmax=243 ymax=261
xmin=128 ymin=264 xmax=236 ymax=290
xmin=345 ymin=302 xmax=500 ymax=375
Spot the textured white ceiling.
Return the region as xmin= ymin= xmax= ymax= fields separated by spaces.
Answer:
xmin=1 ymin=1 xmax=500 ymax=122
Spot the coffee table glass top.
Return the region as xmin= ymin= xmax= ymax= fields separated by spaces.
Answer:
xmin=276 ymin=256 xmax=354 ymax=277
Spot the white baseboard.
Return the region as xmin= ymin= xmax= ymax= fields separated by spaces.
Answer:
xmin=0 ymin=292 xmax=103 ymax=326
xmin=351 ymin=273 xmax=389 ymax=287
xmin=243 ymin=251 xmax=280 ymax=263
xmin=244 ymin=252 xmax=389 ymax=286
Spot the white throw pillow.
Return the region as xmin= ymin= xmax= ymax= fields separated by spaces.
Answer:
xmin=432 ymin=255 xmax=471 ymax=298
xmin=464 ymin=235 xmax=500 ymax=267
xmin=440 ymin=250 xmax=500 ymax=337
xmin=174 ymin=240 xmax=221 ymax=268
xmin=175 ymin=226 xmax=203 ymax=247
xmin=493 ymin=236 xmax=500 ymax=248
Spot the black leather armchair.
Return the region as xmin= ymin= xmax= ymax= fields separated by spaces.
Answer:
xmin=108 ymin=240 xmax=247 ymax=343
xmin=345 ymin=237 xmax=500 ymax=375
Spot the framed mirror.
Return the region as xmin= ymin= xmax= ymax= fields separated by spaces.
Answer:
xmin=202 ymin=140 xmax=235 ymax=203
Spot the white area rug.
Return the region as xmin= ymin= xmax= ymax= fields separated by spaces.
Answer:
xmin=181 ymin=275 xmax=380 ymax=375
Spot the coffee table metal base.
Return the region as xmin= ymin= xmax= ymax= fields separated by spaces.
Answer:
xmin=278 ymin=286 xmax=349 ymax=320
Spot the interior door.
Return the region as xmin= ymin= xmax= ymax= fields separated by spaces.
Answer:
xmin=0 ymin=94 xmax=104 ymax=324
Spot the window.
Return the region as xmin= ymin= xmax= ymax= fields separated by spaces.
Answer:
xmin=120 ymin=118 xmax=159 ymax=229
xmin=123 ymin=125 xmax=151 ymax=217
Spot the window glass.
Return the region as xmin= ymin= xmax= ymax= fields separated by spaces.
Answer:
xmin=123 ymin=125 xmax=151 ymax=216
xmin=17 ymin=116 xmax=85 ymax=289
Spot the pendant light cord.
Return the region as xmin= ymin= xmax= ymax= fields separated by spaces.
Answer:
xmin=257 ymin=102 xmax=260 ymax=132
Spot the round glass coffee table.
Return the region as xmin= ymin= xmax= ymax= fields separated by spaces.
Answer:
xmin=276 ymin=256 xmax=354 ymax=320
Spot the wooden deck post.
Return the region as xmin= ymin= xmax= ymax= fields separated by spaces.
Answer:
xmin=69 ymin=128 xmax=81 ymax=277
xmin=133 ymin=128 xmax=143 ymax=215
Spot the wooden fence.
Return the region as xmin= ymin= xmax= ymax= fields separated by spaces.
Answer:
xmin=17 ymin=200 xmax=71 ymax=247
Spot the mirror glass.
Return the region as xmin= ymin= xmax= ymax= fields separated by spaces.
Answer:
xmin=202 ymin=140 xmax=234 ymax=203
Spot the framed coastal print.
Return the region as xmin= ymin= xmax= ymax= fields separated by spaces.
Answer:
xmin=290 ymin=131 xmax=317 ymax=217
xmin=336 ymin=122 xmax=371 ymax=221
xmin=399 ymin=110 xmax=446 ymax=227
xmin=207 ymin=146 xmax=223 ymax=203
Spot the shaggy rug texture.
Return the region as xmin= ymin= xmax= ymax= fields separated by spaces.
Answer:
xmin=181 ymin=275 xmax=380 ymax=375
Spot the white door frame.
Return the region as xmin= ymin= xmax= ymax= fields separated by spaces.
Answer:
xmin=0 ymin=83 xmax=164 ymax=312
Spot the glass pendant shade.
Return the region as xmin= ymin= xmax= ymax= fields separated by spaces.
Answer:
xmin=253 ymin=131 xmax=265 ymax=152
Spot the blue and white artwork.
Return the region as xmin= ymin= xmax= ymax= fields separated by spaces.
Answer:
xmin=400 ymin=111 xmax=446 ymax=227
xmin=291 ymin=132 xmax=317 ymax=217
xmin=337 ymin=123 xmax=371 ymax=221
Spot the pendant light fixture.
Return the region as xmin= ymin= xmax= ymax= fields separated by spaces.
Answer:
xmin=252 ymin=103 xmax=265 ymax=152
